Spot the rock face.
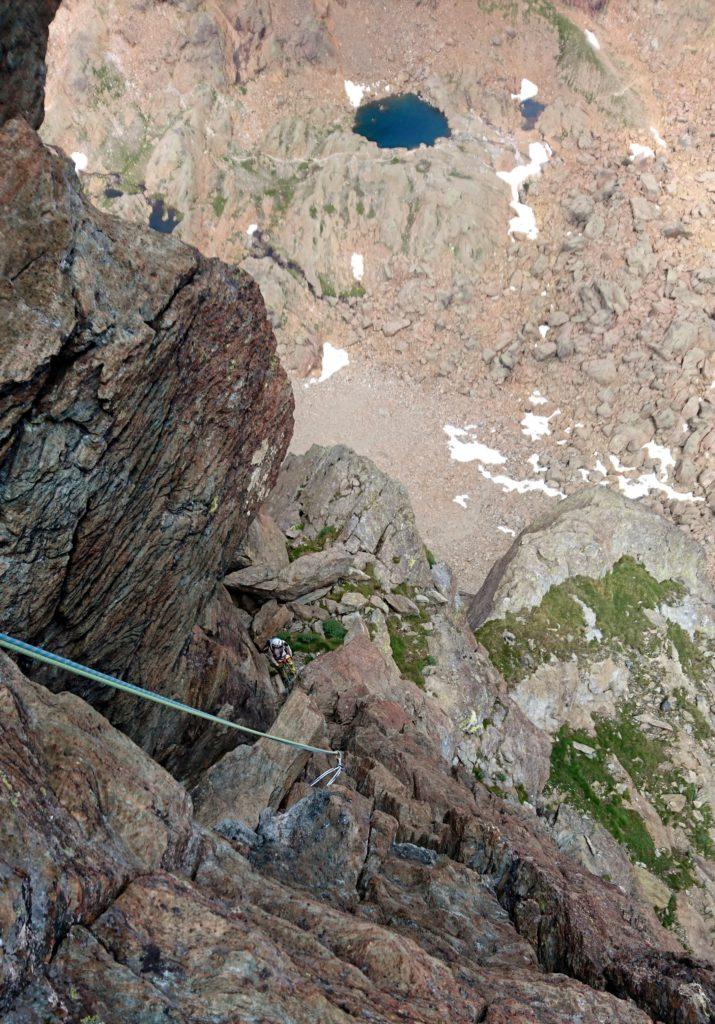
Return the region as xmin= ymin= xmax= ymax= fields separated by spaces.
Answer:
xmin=0 ymin=1 xmax=62 ymax=129
xmin=469 ymin=486 xmax=715 ymax=629
xmin=4 ymin=619 xmax=715 ymax=1023
xmin=0 ymin=116 xmax=293 ymax=763
xmin=472 ymin=487 xmax=715 ymax=957
xmin=0 ymin=650 xmax=195 ymax=1007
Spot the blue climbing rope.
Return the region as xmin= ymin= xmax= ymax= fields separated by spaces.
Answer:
xmin=0 ymin=631 xmax=343 ymax=782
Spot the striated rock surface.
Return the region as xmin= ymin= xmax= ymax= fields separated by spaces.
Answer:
xmin=0 ymin=117 xmax=293 ymax=764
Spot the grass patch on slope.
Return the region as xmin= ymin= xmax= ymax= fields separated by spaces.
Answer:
xmin=287 ymin=525 xmax=340 ymax=561
xmin=476 ymin=556 xmax=683 ymax=685
xmin=548 ymin=722 xmax=698 ymax=891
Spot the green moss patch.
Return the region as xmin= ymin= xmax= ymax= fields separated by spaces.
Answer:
xmin=277 ymin=628 xmax=345 ymax=655
xmin=387 ymin=613 xmax=435 ymax=688
xmin=476 ymin=557 xmax=683 ymax=685
xmin=91 ymin=62 xmax=125 ymax=104
xmin=288 ymin=525 xmax=339 ymax=561
xmin=211 ymin=193 xmax=227 ymax=217
xmin=548 ymin=723 xmax=697 ymax=890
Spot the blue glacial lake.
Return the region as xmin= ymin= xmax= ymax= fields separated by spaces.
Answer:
xmin=520 ymin=97 xmax=546 ymax=129
xmin=353 ymin=93 xmax=450 ymax=149
xmin=149 ymin=198 xmax=181 ymax=234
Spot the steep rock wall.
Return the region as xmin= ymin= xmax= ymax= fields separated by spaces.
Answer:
xmin=0 ymin=0 xmax=293 ymax=764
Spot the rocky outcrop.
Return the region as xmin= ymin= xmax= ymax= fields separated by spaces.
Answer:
xmin=471 ymin=486 xmax=715 ymax=957
xmin=0 ymin=1 xmax=61 ymax=128
xmin=469 ymin=486 xmax=715 ymax=629
xmin=0 ymin=117 xmax=293 ymax=764
xmin=0 ymin=650 xmax=195 ymax=1007
xmin=4 ymin=614 xmax=715 ymax=1023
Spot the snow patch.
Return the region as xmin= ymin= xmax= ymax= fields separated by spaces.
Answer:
xmin=584 ymin=29 xmax=600 ymax=50
xmin=579 ymin=468 xmax=591 ymax=482
xmin=643 ymin=441 xmax=675 ymax=479
xmin=529 ymin=389 xmax=548 ymax=406
xmin=479 ymin=466 xmax=565 ymax=499
xmin=594 ymin=458 xmax=608 ymax=476
xmin=617 ymin=474 xmax=703 ymax=504
xmin=498 ymin=525 xmax=516 ymax=537
xmin=497 ymin=142 xmax=552 ymax=240
xmin=512 ymin=78 xmax=539 ymax=102
xmin=344 ymin=80 xmax=366 ymax=107
xmin=351 ymin=252 xmax=364 ymax=281
xmin=70 ymin=151 xmax=88 ymax=172
xmin=305 ymin=342 xmax=349 ymax=386
xmin=453 ymin=494 xmax=470 ymax=509
xmin=520 ymin=408 xmax=560 ymax=442
xmin=608 ymin=454 xmax=635 ymax=473
xmin=538 ymin=325 xmax=550 ymax=338
xmin=629 ymin=142 xmax=655 ymax=161
xmin=444 ymin=425 xmax=506 ymax=465
xmin=247 ymin=223 xmax=259 ymax=236
xmin=528 ymin=453 xmax=548 ymax=474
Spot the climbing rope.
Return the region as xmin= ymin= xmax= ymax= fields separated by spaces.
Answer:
xmin=0 ymin=632 xmax=343 ymax=785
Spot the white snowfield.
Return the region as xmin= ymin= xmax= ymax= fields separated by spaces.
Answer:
xmin=497 ymin=142 xmax=552 ymax=239
xmin=445 ymin=423 xmax=566 ymax=501
xmin=629 ymin=142 xmax=655 ymax=161
xmin=529 ymin=389 xmax=548 ymax=405
xmin=344 ymin=80 xmax=366 ymax=107
xmin=70 ymin=151 xmax=88 ymax=172
xmin=479 ymin=465 xmax=566 ymax=499
xmin=247 ymin=223 xmax=258 ymax=236
xmin=305 ymin=343 xmax=349 ymax=386
xmin=351 ymin=252 xmax=364 ymax=281
xmin=584 ymin=29 xmax=600 ymax=50
xmin=444 ymin=425 xmax=506 ymax=465
xmin=520 ymin=408 xmax=560 ymax=442
xmin=512 ymin=78 xmax=539 ymax=102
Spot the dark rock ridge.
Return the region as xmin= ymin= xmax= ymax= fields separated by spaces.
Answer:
xmin=0 ymin=116 xmax=293 ymax=764
xmin=0 ymin=1 xmax=61 ymax=129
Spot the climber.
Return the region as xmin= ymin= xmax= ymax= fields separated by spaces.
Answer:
xmin=267 ymin=635 xmax=298 ymax=688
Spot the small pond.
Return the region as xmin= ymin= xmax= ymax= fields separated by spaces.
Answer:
xmin=353 ymin=93 xmax=450 ymax=149
xmin=148 ymin=198 xmax=182 ymax=234
xmin=520 ymin=97 xmax=546 ymax=130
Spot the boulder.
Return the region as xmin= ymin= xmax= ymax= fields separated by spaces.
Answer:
xmin=231 ymin=508 xmax=290 ymax=572
xmin=191 ymin=687 xmax=328 ymax=830
xmin=250 ymin=598 xmax=293 ymax=648
xmin=266 ymin=445 xmax=433 ymax=589
xmin=468 ymin=486 xmax=715 ymax=627
xmin=224 ymin=545 xmax=352 ymax=601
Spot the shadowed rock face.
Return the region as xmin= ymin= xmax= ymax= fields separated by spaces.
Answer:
xmin=0 ymin=119 xmax=293 ymax=764
xmin=0 ymin=1 xmax=61 ymax=128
